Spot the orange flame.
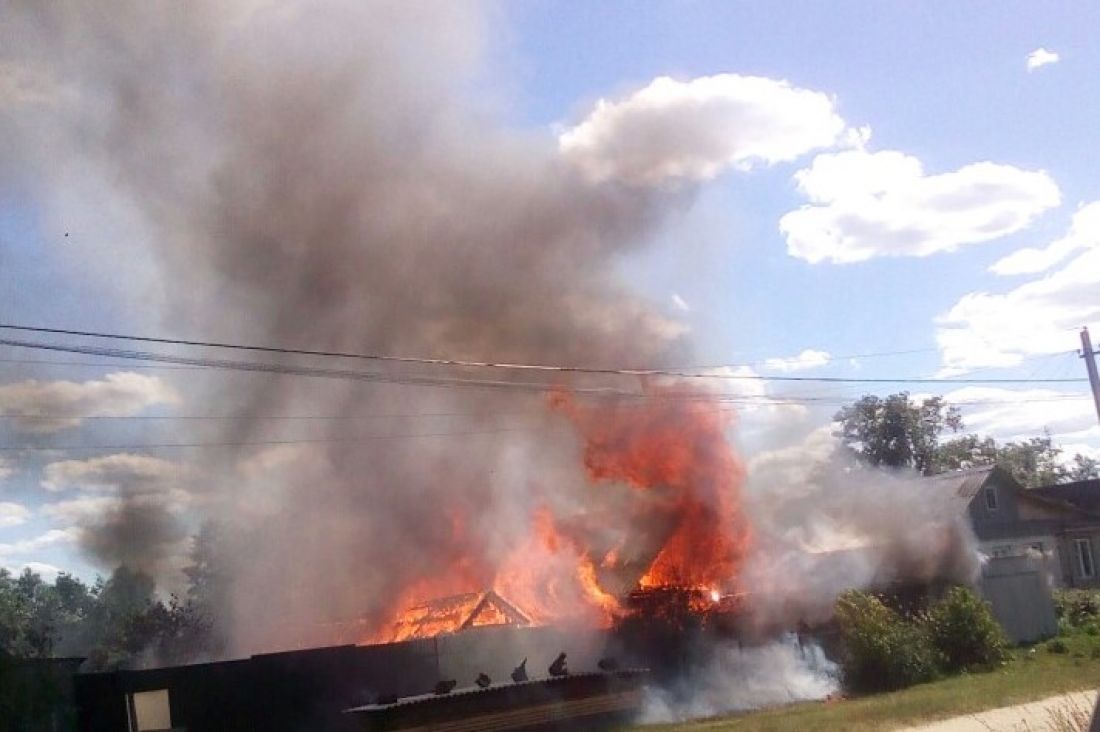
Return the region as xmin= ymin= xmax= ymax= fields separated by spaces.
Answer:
xmin=363 ymin=382 xmax=749 ymax=644
xmin=548 ymin=384 xmax=749 ymax=592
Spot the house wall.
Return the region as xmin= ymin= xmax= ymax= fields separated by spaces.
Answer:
xmin=979 ymin=555 xmax=1058 ymax=643
xmin=968 ymin=475 xmax=1022 ymax=534
xmin=1057 ymin=529 xmax=1100 ymax=589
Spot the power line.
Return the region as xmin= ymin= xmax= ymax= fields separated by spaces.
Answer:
xmin=0 ymin=323 xmax=937 ymax=374
xmin=0 ymin=335 xmax=1088 ymax=389
xmin=0 ymin=395 xmax=1090 ymax=423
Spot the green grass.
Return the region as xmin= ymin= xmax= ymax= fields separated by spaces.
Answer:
xmin=636 ymin=633 xmax=1100 ymax=731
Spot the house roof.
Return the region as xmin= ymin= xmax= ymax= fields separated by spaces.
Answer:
xmin=388 ymin=590 xmax=531 ymax=643
xmin=922 ymin=466 xmax=1008 ymax=506
xmin=1032 ymin=479 xmax=1100 ymax=513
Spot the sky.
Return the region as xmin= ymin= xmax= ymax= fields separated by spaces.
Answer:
xmin=1 ymin=1 xmax=1098 ymax=583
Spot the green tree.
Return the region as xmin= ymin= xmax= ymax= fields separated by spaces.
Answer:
xmin=1066 ymin=454 xmax=1100 ymax=482
xmin=936 ymin=432 xmax=1093 ymax=488
xmin=835 ymin=392 xmax=963 ymax=475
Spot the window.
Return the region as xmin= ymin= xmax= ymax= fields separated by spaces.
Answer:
xmin=1075 ymin=539 xmax=1095 ymax=579
xmin=127 ymin=689 xmax=171 ymax=732
xmin=985 ymin=486 xmax=998 ymax=511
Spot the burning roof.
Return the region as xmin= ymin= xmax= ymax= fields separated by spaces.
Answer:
xmin=386 ymin=590 xmax=531 ymax=643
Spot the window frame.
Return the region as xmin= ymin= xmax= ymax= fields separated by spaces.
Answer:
xmin=984 ymin=485 xmax=998 ymax=511
xmin=1075 ymin=538 xmax=1095 ymax=579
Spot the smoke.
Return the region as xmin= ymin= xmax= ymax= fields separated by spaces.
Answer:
xmin=638 ymin=636 xmax=839 ymax=723
xmin=2 ymin=5 xmax=980 ymax=690
xmin=0 ymin=1 xmax=729 ymax=653
xmin=739 ymin=428 xmax=982 ymax=633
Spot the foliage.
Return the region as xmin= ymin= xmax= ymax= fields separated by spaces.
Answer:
xmin=0 ymin=523 xmax=227 ymax=669
xmin=1066 ymin=454 xmax=1100 ymax=483
xmin=834 ymin=393 xmax=963 ymax=475
xmin=837 ymin=392 xmax=1099 ymax=486
xmin=921 ymin=587 xmax=1008 ymax=671
xmin=1054 ymin=589 xmax=1100 ymax=628
xmin=835 ymin=590 xmax=938 ymax=692
xmin=1047 ymin=638 xmax=1070 ymax=654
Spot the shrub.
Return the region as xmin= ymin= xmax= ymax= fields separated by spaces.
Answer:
xmin=1048 ymin=638 xmax=1069 ymax=654
xmin=922 ymin=586 xmax=1009 ymax=672
xmin=1054 ymin=590 xmax=1100 ymax=627
xmin=835 ymin=590 xmax=938 ymax=693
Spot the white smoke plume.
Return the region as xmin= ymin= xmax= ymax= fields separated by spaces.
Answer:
xmin=638 ymin=636 xmax=839 ymax=723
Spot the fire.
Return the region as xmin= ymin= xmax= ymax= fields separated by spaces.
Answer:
xmin=363 ymin=381 xmax=750 ymax=644
xmin=549 ymin=383 xmax=750 ymax=593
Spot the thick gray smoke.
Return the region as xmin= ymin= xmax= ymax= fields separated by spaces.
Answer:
xmin=1 ymin=4 xmax=981 ymax=684
xmin=2 ymin=1 xmax=700 ymax=652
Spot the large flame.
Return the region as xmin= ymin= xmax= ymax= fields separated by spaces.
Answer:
xmin=365 ymin=382 xmax=750 ymax=643
xmin=548 ymin=384 xmax=750 ymax=592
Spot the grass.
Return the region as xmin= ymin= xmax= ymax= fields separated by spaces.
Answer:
xmin=635 ymin=633 xmax=1100 ymax=731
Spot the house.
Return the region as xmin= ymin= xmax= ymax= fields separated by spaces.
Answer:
xmin=940 ymin=467 xmax=1100 ymax=588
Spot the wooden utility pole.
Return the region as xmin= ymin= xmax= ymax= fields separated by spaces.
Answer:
xmin=1081 ymin=327 xmax=1100 ymax=426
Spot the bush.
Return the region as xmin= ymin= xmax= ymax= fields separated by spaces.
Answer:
xmin=835 ymin=590 xmax=938 ymax=693
xmin=1054 ymin=590 xmax=1100 ymax=627
xmin=922 ymin=586 xmax=1008 ymax=672
xmin=1048 ymin=638 xmax=1069 ymax=654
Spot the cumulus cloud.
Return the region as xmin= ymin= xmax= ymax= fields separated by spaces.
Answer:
xmin=937 ymin=246 xmax=1100 ymax=372
xmin=0 ymin=372 xmax=179 ymax=433
xmin=779 ymin=149 xmax=1061 ymax=263
xmin=990 ymin=201 xmax=1100 ymax=275
xmin=1027 ymin=48 xmax=1060 ymax=71
xmin=0 ymin=528 xmax=79 ymax=555
xmin=942 ymin=386 xmax=1097 ymax=442
xmin=763 ymin=349 xmax=830 ymax=373
xmin=42 ymin=452 xmax=186 ymax=493
xmin=559 ymin=74 xmax=847 ymax=185
xmin=0 ymin=501 xmax=30 ymax=528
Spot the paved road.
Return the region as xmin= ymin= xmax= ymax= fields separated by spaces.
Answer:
xmin=901 ymin=690 xmax=1098 ymax=731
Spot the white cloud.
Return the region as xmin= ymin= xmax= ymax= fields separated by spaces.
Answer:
xmin=763 ymin=349 xmax=831 ymax=373
xmin=42 ymin=452 xmax=188 ymax=496
xmin=780 ymin=149 xmax=1061 ymax=263
xmin=942 ymin=386 xmax=1097 ymax=442
xmin=1027 ymin=48 xmax=1060 ymax=71
xmin=0 ymin=501 xmax=30 ymax=528
xmin=700 ymin=366 xmax=810 ymax=435
xmin=39 ymin=496 xmax=121 ymax=525
xmin=559 ymin=74 xmax=847 ymax=185
xmin=671 ymin=293 xmax=691 ymax=312
xmin=0 ymin=528 xmax=79 ymax=556
xmin=937 ymin=245 xmax=1100 ymax=372
xmin=990 ymin=201 xmax=1100 ymax=275
xmin=0 ymin=457 xmax=14 ymax=481
xmin=0 ymin=372 xmax=179 ymax=433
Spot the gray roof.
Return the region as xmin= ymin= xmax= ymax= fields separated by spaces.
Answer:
xmin=1032 ymin=479 xmax=1100 ymax=513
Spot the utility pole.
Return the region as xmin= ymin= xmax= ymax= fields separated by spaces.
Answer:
xmin=1081 ymin=327 xmax=1100 ymax=426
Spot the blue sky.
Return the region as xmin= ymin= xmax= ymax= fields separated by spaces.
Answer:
xmin=1 ymin=1 xmax=1098 ymax=583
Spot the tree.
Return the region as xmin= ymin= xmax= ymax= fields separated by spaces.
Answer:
xmin=936 ymin=432 xmax=1096 ymax=488
xmin=835 ymin=392 xmax=963 ymax=475
xmin=1067 ymin=454 xmax=1100 ymax=482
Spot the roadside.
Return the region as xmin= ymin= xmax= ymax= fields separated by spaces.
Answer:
xmin=900 ymin=690 xmax=1097 ymax=732
xmin=635 ymin=640 xmax=1100 ymax=731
